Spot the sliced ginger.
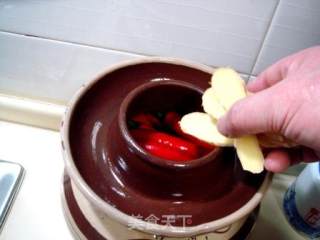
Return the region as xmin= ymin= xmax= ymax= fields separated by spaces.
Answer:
xmin=202 ymin=88 xmax=226 ymax=119
xmin=211 ymin=68 xmax=264 ymax=173
xmin=180 ymin=67 xmax=264 ymax=174
xmin=211 ymin=68 xmax=247 ymax=109
xmin=180 ymin=112 xmax=233 ymax=146
xmin=234 ymin=136 xmax=264 ymax=173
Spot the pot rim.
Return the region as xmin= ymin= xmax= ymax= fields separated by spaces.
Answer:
xmin=61 ymin=57 xmax=273 ymax=237
xmin=118 ymin=79 xmax=222 ymax=170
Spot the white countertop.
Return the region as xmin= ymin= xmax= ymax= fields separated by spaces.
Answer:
xmin=0 ymin=120 xmax=306 ymax=240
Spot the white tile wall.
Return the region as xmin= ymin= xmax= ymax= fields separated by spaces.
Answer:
xmin=252 ymin=0 xmax=320 ymax=75
xmin=0 ymin=0 xmax=278 ymax=73
xmin=1 ymin=0 xmax=320 ymax=103
xmin=0 ymin=32 xmax=140 ymax=103
xmin=0 ymin=31 xmax=249 ymax=103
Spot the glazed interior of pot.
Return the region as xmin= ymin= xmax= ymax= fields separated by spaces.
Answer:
xmin=119 ymin=80 xmax=221 ymax=169
xmin=67 ymin=61 xmax=266 ymax=227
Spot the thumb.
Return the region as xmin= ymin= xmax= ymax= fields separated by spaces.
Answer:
xmin=217 ymin=88 xmax=278 ymax=137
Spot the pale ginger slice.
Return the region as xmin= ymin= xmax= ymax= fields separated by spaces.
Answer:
xmin=202 ymin=88 xmax=226 ymax=119
xmin=211 ymin=68 xmax=247 ymax=109
xmin=211 ymin=67 xmax=264 ymax=173
xmin=234 ymin=136 xmax=264 ymax=174
xmin=179 ymin=112 xmax=233 ymax=146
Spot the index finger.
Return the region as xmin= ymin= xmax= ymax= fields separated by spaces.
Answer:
xmin=248 ymin=57 xmax=289 ymax=92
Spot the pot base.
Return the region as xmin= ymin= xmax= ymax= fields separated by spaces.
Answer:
xmin=62 ymin=173 xmax=260 ymax=240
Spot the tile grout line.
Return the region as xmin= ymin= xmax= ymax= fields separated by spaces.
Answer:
xmin=0 ymin=29 xmax=250 ymax=76
xmin=0 ymin=30 xmax=147 ymax=58
xmin=249 ymin=0 xmax=282 ymax=78
xmin=0 ymin=29 xmax=255 ymax=60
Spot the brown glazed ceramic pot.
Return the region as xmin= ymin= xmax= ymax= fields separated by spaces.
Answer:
xmin=61 ymin=57 xmax=272 ymax=239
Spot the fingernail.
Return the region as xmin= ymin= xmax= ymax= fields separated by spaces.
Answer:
xmin=264 ymin=158 xmax=273 ymax=170
xmin=264 ymin=158 xmax=285 ymax=173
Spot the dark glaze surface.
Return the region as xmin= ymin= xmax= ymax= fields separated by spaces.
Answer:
xmin=69 ymin=62 xmax=265 ymax=226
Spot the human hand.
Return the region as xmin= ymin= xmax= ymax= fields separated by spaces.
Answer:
xmin=218 ymin=46 xmax=320 ymax=172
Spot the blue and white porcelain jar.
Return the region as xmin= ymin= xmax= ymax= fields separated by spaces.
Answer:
xmin=283 ymin=162 xmax=320 ymax=239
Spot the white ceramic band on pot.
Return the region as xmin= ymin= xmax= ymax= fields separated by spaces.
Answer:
xmin=69 ymin=178 xmax=248 ymax=240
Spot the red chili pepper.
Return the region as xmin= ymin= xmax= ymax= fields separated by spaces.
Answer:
xmin=164 ymin=111 xmax=180 ymax=127
xmin=143 ymin=142 xmax=195 ymax=161
xmin=131 ymin=113 xmax=160 ymax=129
xmin=130 ymin=129 xmax=199 ymax=161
